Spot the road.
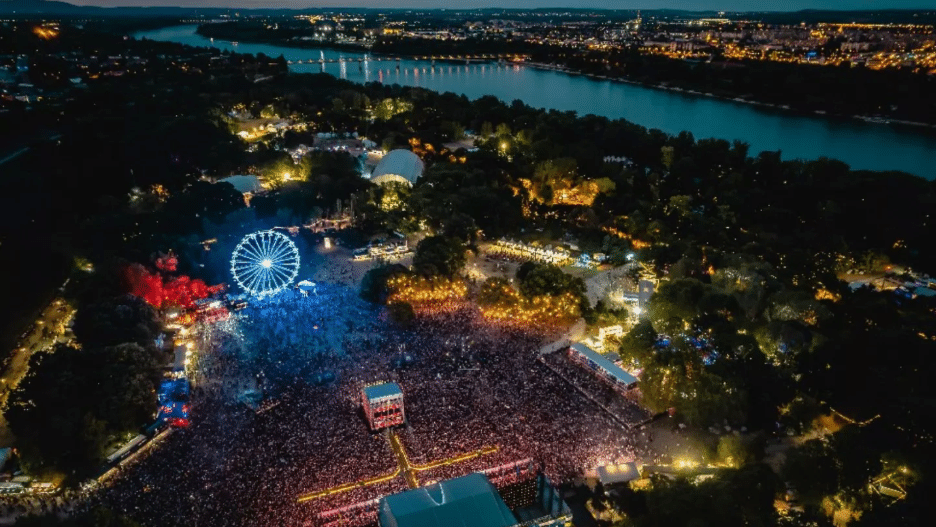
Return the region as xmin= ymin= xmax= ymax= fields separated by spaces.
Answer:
xmin=0 ymin=132 xmax=61 ymax=167
xmin=0 ymin=147 xmax=29 ymax=167
xmin=297 ymin=431 xmax=498 ymax=503
xmin=0 ymin=296 xmax=76 ymax=446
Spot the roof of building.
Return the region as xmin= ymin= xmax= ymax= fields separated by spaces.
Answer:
xmin=218 ymin=175 xmax=263 ymax=194
xmin=364 ymin=382 xmax=403 ymax=401
xmin=371 ymin=149 xmax=424 ymax=186
xmin=570 ymin=343 xmax=638 ymax=386
xmin=378 ymin=473 xmax=517 ymax=527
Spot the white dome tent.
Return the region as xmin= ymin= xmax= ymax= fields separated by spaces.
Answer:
xmin=370 ymin=149 xmax=425 ymax=187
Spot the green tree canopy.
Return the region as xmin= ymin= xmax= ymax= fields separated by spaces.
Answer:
xmin=515 ymin=263 xmax=586 ymax=299
xmin=72 ymin=295 xmax=161 ymax=350
xmin=5 ymin=343 xmax=162 ymax=477
xmin=632 ymin=463 xmax=779 ymax=527
xmin=359 ymin=263 xmax=409 ymax=304
xmin=387 ymin=301 xmax=416 ymax=329
xmin=412 ymin=236 xmax=467 ymax=278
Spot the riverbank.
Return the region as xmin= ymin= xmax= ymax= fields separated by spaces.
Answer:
xmin=523 ymin=61 xmax=936 ymax=132
xmin=133 ymin=25 xmax=936 ymax=177
xmin=186 ymin=28 xmax=936 ymax=132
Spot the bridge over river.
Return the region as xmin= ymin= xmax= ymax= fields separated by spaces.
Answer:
xmin=286 ymin=54 xmax=526 ymax=65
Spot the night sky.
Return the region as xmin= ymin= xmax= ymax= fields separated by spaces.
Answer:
xmin=61 ymin=1 xmax=936 ymax=12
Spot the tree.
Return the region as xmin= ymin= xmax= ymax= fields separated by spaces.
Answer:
xmin=717 ymin=433 xmax=766 ymax=468
xmin=515 ymin=263 xmax=591 ymax=319
xmin=646 ymin=278 xmax=710 ymax=335
xmin=408 ymin=164 xmax=523 ymax=239
xmin=72 ymin=295 xmax=161 ymax=350
xmin=660 ymin=145 xmax=675 ymax=170
xmin=479 ymin=277 xmax=521 ymax=309
xmin=618 ymin=320 xmax=657 ymax=368
xmin=412 ymin=236 xmax=466 ymax=278
xmin=359 ymin=264 xmax=409 ymax=304
xmin=443 ymin=212 xmax=480 ymax=246
xmin=634 ymin=464 xmax=779 ymax=527
xmin=162 ymin=180 xmax=247 ymax=229
xmin=387 ymin=302 xmax=416 ymax=328
xmin=516 ymin=263 xmax=586 ymax=299
xmin=480 ymin=121 xmax=494 ymax=137
xmin=5 ymin=343 xmax=162 ymax=477
xmin=531 ymin=157 xmax=579 ymax=204
xmin=782 ymin=438 xmax=839 ymax=504
xmin=373 ymin=98 xmax=413 ymax=121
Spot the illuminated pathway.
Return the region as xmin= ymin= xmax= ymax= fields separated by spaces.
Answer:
xmin=297 ymin=431 xmax=498 ymax=503
xmin=389 ymin=431 xmax=498 ymax=488
xmin=295 ymin=466 xmax=401 ymax=504
xmin=388 ymin=432 xmax=421 ymax=489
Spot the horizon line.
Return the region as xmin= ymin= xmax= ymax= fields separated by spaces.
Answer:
xmin=6 ymin=1 xmax=936 ymax=15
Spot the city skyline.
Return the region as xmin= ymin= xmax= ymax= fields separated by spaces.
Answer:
xmin=54 ymin=1 xmax=936 ymax=12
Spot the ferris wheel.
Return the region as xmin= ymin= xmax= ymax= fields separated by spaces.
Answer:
xmin=230 ymin=230 xmax=300 ymax=296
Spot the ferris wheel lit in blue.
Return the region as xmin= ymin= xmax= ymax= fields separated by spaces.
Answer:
xmin=230 ymin=230 xmax=300 ymax=296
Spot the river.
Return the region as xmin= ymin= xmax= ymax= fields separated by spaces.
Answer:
xmin=136 ymin=25 xmax=936 ymax=179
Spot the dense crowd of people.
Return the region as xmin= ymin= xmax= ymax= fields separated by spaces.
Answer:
xmin=541 ymin=351 xmax=649 ymax=426
xmin=90 ymin=283 xmax=657 ymax=527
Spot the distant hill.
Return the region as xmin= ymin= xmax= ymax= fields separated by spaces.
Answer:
xmin=0 ymin=0 xmax=933 ymax=25
xmin=0 ymin=0 xmax=236 ymax=17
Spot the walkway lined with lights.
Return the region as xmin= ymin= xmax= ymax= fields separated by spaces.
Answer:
xmin=297 ymin=431 xmax=498 ymax=503
xmin=296 ymin=467 xmax=401 ymax=503
xmin=388 ymin=432 xmax=420 ymax=489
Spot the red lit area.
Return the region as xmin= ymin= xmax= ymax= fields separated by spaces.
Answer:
xmin=154 ymin=252 xmax=179 ymax=272
xmin=122 ymin=255 xmax=228 ymax=323
xmin=122 ymin=263 xmax=224 ymax=309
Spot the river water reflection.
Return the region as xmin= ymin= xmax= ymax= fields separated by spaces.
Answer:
xmin=137 ymin=25 xmax=936 ymax=179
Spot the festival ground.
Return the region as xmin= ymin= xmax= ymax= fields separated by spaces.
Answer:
xmin=93 ymin=281 xmax=653 ymax=527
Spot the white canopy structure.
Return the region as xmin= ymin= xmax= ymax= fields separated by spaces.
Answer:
xmin=370 ymin=149 xmax=424 ymax=187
